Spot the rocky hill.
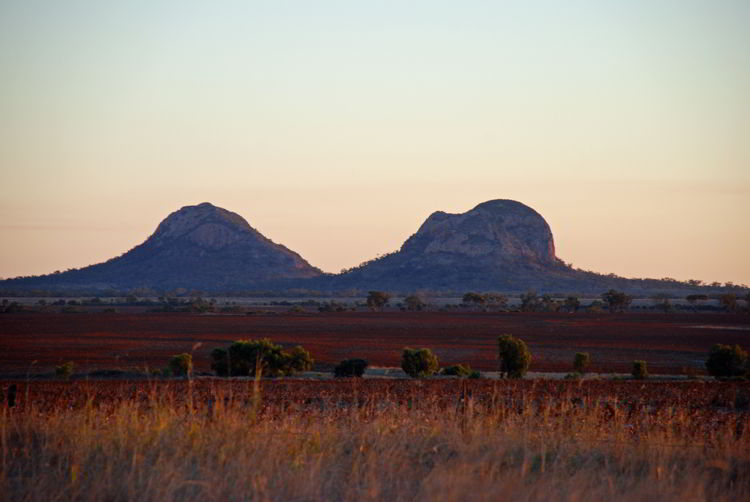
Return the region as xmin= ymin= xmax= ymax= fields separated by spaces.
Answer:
xmin=1 ymin=199 xmax=724 ymax=295
xmin=319 ymin=200 xmax=709 ymax=294
xmin=2 ymin=203 xmax=321 ymax=292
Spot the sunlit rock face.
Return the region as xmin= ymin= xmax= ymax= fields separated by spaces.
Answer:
xmin=330 ymin=199 xmax=567 ymax=292
xmin=152 ymin=203 xmax=253 ymax=248
xmin=400 ymin=200 xmax=557 ymax=267
xmin=115 ymin=202 xmax=323 ymax=284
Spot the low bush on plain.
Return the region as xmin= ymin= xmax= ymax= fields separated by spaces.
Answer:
xmin=442 ymin=364 xmax=481 ymax=378
xmin=632 ymin=360 xmax=648 ymax=379
xmin=55 ymin=361 xmax=74 ymax=380
xmin=168 ymin=353 xmax=192 ymax=378
xmin=573 ymin=352 xmax=590 ymax=374
xmin=401 ymin=348 xmax=439 ymax=378
xmin=497 ymin=334 xmax=531 ymax=378
xmin=334 ymin=358 xmax=368 ymax=378
xmin=706 ymin=344 xmax=748 ymax=379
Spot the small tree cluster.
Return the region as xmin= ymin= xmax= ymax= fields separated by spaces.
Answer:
xmin=519 ymin=291 xmax=559 ymax=312
xmin=211 ymin=339 xmax=313 ymax=377
xmin=334 ymin=358 xmax=368 ymax=377
xmin=401 ymin=348 xmax=439 ymax=378
xmin=497 ymin=334 xmax=531 ymax=378
xmin=462 ymin=292 xmax=508 ymax=310
xmin=706 ymin=344 xmax=748 ymax=379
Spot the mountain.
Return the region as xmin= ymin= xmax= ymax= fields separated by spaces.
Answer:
xmin=1 ymin=199 xmax=722 ymax=295
xmin=319 ymin=199 xmax=707 ymax=294
xmin=2 ymin=203 xmax=321 ymax=292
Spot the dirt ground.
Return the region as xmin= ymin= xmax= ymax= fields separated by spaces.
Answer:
xmin=0 ymin=311 xmax=748 ymax=376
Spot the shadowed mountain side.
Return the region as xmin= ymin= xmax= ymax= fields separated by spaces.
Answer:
xmin=1 ymin=203 xmax=321 ymax=292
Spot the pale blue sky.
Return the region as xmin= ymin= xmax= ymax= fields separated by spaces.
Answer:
xmin=1 ymin=1 xmax=749 ymax=284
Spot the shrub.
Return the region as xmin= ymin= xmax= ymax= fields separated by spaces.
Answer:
xmin=286 ymin=346 xmax=314 ymax=373
xmin=210 ymin=348 xmax=229 ymax=376
xmin=632 ymin=360 xmax=648 ymax=379
xmin=705 ymin=344 xmax=748 ymax=379
xmin=55 ymin=361 xmax=74 ymax=380
xmin=168 ymin=353 xmax=192 ymax=378
xmin=441 ymin=364 xmax=472 ymax=377
xmin=497 ymin=334 xmax=531 ymax=378
xmin=334 ymin=358 xmax=368 ymax=377
xmin=210 ymin=339 xmax=313 ymax=377
xmin=573 ymin=352 xmax=590 ymax=374
xmin=602 ymin=289 xmax=632 ymax=312
xmin=404 ymin=294 xmax=426 ymax=311
xmin=401 ymin=348 xmax=439 ymax=378
xmin=366 ymin=291 xmax=391 ymax=311
xmin=468 ymin=370 xmax=481 ymax=379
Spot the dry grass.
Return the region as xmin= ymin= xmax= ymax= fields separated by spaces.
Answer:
xmin=2 ymin=379 xmax=749 ymax=501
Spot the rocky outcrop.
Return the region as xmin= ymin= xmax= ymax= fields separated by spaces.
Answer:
xmin=325 ymin=199 xmax=570 ymax=292
xmin=400 ymin=200 xmax=557 ymax=267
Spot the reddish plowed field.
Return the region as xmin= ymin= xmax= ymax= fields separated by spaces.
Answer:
xmin=1 ymin=312 xmax=748 ymax=375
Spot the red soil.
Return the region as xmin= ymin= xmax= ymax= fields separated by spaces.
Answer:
xmin=0 ymin=311 xmax=748 ymax=375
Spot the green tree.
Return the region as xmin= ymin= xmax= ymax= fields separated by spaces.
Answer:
xmin=401 ymin=348 xmax=439 ymax=378
xmin=168 ymin=353 xmax=192 ymax=378
xmin=404 ymin=294 xmax=426 ymax=311
xmin=497 ymin=334 xmax=531 ymax=378
xmin=602 ymin=289 xmax=632 ymax=313
xmin=719 ymin=293 xmax=737 ymax=312
xmin=366 ymin=291 xmax=391 ymax=311
xmin=705 ymin=344 xmax=748 ymax=378
xmin=55 ymin=361 xmax=75 ymax=380
xmin=632 ymin=360 xmax=648 ymax=379
xmin=573 ymin=352 xmax=590 ymax=374
xmin=286 ymin=345 xmax=314 ymax=373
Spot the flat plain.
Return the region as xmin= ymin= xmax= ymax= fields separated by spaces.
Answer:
xmin=1 ymin=310 xmax=748 ymax=376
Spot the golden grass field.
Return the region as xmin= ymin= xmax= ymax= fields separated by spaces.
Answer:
xmin=2 ymin=378 xmax=749 ymax=502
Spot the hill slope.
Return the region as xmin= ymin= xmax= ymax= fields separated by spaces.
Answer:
xmin=2 ymin=203 xmax=321 ymax=292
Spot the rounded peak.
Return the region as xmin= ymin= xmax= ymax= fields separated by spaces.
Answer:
xmin=153 ymin=202 xmax=255 ymax=241
xmin=402 ymin=198 xmax=557 ymax=264
xmin=470 ymin=199 xmax=539 ymax=215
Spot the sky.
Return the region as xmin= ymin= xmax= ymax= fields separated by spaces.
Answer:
xmin=1 ymin=0 xmax=749 ymax=285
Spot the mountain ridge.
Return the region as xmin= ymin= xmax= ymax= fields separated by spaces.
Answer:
xmin=0 ymin=200 xmax=733 ymax=295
